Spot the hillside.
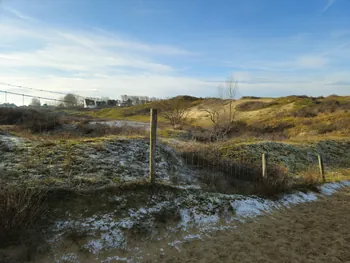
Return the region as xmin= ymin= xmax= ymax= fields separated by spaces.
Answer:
xmin=66 ymin=95 xmax=350 ymax=141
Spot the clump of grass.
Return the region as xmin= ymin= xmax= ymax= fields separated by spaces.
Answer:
xmin=299 ymin=166 xmax=322 ymax=186
xmin=253 ymin=165 xmax=293 ymax=196
xmin=0 ymin=184 xmax=49 ymax=248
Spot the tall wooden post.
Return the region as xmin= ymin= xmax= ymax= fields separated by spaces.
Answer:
xmin=149 ymin=109 xmax=158 ymax=184
xmin=318 ymin=154 xmax=326 ymax=182
xmin=262 ymin=153 xmax=267 ymax=178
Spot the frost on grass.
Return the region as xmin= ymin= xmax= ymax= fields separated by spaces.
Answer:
xmin=1 ymin=137 xmax=197 ymax=186
xmin=55 ymin=214 xmax=128 ymax=255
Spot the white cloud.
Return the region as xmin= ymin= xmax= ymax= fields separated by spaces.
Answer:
xmin=0 ymin=8 xmax=208 ymax=102
xmin=3 ymin=6 xmax=37 ymax=21
xmin=0 ymin=6 xmax=349 ymax=105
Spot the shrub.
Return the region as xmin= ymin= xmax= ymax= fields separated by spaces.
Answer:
xmin=76 ymin=122 xmax=148 ymax=137
xmin=0 ymin=108 xmax=63 ymax=133
xmin=311 ymin=123 xmax=336 ymax=134
xmin=236 ymin=101 xmax=277 ymax=111
xmin=249 ymin=121 xmax=295 ymax=134
xmin=291 ymin=107 xmax=317 ymax=118
xmin=241 ymin=96 xmax=262 ymax=100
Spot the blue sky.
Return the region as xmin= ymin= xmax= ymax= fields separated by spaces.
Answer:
xmin=0 ymin=0 xmax=349 ymax=105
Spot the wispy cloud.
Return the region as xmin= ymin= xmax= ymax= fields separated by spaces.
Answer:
xmin=322 ymin=0 xmax=336 ymax=13
xmin=3 ymin=6 xmax=36 ymax=21
xmin=295 ymin=55 xmax=328 ymax=68
xmin=0 ymin=7 xmax=212 ymax=100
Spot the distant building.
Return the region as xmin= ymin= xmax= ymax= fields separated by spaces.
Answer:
xmin=95 ymin=100 xmax=107 ymax=107
xmin=84 ymin=99 xmax=96 ymax=108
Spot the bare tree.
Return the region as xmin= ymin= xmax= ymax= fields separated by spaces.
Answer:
xmin=225 ymin=77 xmax=238 ymax=123
xmin=201 ymin=77 xmax=239 ymax=140
xmin=160 ymin=98 xmax=191 ymax=129
xmin=30 ymin=98 xmax=41 ymax=107
xmin=202 ymin=99 xmax=222 ymax=125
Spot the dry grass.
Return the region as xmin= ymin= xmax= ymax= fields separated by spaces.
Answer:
xmin=298 ymin=166 xmax=322 ymax=186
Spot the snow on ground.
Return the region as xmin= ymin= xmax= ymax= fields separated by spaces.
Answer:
xmin=0 ymin=134 xmax=22 ymax=151
xmin=90 ymin=120 xmax=150 ymax=129
xmin=49 ymin=181 xmax=350 ymax=263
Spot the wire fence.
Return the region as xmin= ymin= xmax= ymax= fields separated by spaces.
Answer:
xmin=0 ymin=90 xmax=76 ymax=106
xmin=1 ymin=107 xmax=349 ymax=194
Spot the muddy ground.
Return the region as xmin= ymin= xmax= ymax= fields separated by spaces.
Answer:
xmin=146 ymin=188 xmax=350 ymax=263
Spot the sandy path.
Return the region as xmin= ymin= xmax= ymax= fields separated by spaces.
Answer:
xmin=145 ymin=189 xmax=350 ymax=263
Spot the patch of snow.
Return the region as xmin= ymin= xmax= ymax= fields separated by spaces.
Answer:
xmin=179 ymin=209 xmax=192 ymax=228
xmin=231 ymin=198 xmax=276 ymax=217
xmin=319 ymin=182 xmax=345 ymax=195
xmin=0 ymin=134 xmax=22 ymax=151
xmin=183 ymin=234 xmax=201 ymax=241
xmin=281 ymin=192 xmax=318 ymax=207
xmin=101 ymin=256 xmax=128 ymax=263
xmin=176 ymin=184 xmax=202 ymax=190
xmin=84 ymin=239 xmax=103 ymax=255
xmin=55 ymin=253 xmax=79 ymax=263
xmin=342 ymin=181 xmax=350 ymax=187
xmin=193 ymin=211 xmax=219 ymax=226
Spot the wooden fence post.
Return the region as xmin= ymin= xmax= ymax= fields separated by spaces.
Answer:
xmin=318 ymin=154 xmax=326 ymax=182
xmin=149 ymin=109 xmax=158 ymax=184
xmin=262 ymin=153 xmax=267 ymax=178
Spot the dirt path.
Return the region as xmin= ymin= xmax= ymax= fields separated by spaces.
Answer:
xmin=145 ymin=189 xmax=350 ymax=263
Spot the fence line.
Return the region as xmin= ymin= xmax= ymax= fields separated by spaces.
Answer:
xmin=0 ymin=82 xmax=85 ymax=98
xmin=147 ymin=108 xmax=338 ymax=185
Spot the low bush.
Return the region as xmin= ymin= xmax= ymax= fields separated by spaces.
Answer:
xmin=241 ymin=96 xmax=262 ymax=100
xmin=291 ymin=107 xmax=318 ymax=118
xmin=76 ymin=122 xmax=148 ymax=137
xmin=249 ymin=121 xmax=295 ymax=134
xmin=196 ymin=160 xmax=293 ymax=196
xmin=311 ymin=123 xmax=336 ymax=134
xmin=236 ymin=101 xmax=278 ymax=111
xmin=0 ymin=108 xmax=64 ymax=133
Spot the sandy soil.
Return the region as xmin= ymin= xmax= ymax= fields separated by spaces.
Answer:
xmin=145 ymin=189 xmax=350 ymax=263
